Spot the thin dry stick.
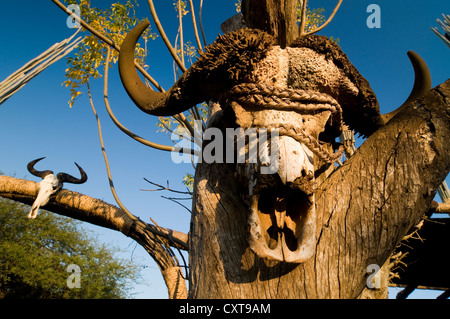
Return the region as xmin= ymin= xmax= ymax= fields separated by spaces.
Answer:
xmin=177 ymin=0 xmax=185 ymax=67
xmin=142 ymin=178 xmax=192 ymax=195
xmin=189 ymin=0 xmax=203 ymax=53
xmin=173 ymin=32 xmax=181 ymax=82
xmin=199 ymin=0 xmax=207 ymax=47
xmin=304 ymin=0 xmax=343 ymax=36
xmin=0 ymin=31 xmax=82 ymax=105
xmin=103 ymin=48 xmax=196 ymax=156
xmin=173 ymin=2 xmax=203 ymax=129
xmin=147 ymin=0 xmax=187 ymax=72
xmin=299 ymin=0 xmax=308 ymax=36
xmin=87 ymin=79 xmax=138 ymax=225
xmin=103 ymin=48 xmax=189 ymax=250
xmin=161 ymin=196 xmax=192 ymax=214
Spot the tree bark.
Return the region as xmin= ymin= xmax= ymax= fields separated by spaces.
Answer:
xmin=188 ymin=80 xmax=450 ymax=298
xmin=242 ymin=0 xmax=298 ymax=47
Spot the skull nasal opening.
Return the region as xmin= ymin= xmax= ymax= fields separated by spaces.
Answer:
xmin=257 ymin=184 xmax=313 ymax=252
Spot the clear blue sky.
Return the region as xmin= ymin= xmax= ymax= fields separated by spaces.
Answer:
xmin=0 ymin=0 xmax=448 ymax=299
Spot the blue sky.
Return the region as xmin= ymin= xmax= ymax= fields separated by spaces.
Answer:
xmin=0 ymin=1 xmax=449 ymax=299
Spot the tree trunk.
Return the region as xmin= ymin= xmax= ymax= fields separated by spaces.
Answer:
xmin=188 ymin=80 xmax=450 ymax=298
xmin=242 ymin=0 xmax=298 ymax=47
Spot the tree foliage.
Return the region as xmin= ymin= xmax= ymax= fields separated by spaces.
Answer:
xmin=62 ymin=0 xmax=156 ymax=107
xmin=0 ymin=198 xmax=142 ymax=298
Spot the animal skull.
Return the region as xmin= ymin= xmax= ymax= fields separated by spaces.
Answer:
xmin=118 ymin=22 xmax=430 ymax=264
xmin=220 ymin=46 xmax=352 ymax=263
xmin=27 ymin=157 xmax=87 ymax=219
xmin=29 ymin=173 xmax=62 ymax=219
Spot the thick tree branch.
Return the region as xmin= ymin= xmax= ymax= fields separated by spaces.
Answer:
xmin=0 ymin=175 xmax=188 ymax=249
xmin=242 ymin=0 xmax=298 ymax=47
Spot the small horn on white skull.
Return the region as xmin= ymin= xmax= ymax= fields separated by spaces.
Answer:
xmin=57 ymin=162 xmax=88 ymax=184
xmin=26 ymin=157 xmax=88 ymax=219
xmin=27 ymin=157 xmax=53 ymax=179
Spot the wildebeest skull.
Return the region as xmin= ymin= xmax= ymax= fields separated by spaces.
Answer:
xmin=27 ymin=157 xmax=88 ymax=219
xmin=118 ymin=22 xmax=430 ymax=263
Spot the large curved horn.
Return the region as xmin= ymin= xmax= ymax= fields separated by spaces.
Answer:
xmin=57 ymin=162 xmax=88 ymax=184
xmin=118 ymin=21 xmax=202 ymax=116
xmin=27 ymin=157 xmax=53 ymax=179
xmin=381 ymin=51 xmax=432 ymax=124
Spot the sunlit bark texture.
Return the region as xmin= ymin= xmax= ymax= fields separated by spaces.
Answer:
xmin=189 ymin=81 xmax=450 ymax=298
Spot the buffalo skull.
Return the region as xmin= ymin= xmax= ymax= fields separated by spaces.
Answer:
xmin=118 ymin=22 xmax=430 ymax=263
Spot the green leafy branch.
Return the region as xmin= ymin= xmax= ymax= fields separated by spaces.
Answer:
xmin=62 ymin=0 xmax=156 ymax=107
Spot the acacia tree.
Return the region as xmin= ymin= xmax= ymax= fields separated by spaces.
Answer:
xmin=0 ymin=0 xmax=449 ymax=299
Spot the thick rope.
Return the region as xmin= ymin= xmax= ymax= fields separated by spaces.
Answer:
xmin=224 ymin=83 xmax=343 ymax=129
xmin=224 ymin=83 xmax=345 ymax=165
xmin=275 ymin=126 xmax=344 ymax=164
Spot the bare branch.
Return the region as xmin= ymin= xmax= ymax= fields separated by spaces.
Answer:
xmin=88 ymin=78 xmax=139 ymax=226
xmin=141 ymin=178 xmax=192 ymax=195
xmin=161 ymin=196 xmax=192 ymax=214
xmin=0 ymin=30 xmax=83 ymax=105
xmin=189 ymin=0 xmax=203 ymax=53
xmin=199 ymin=0 xmax=208 ymax=47
xmin=299 ymin=0 xmax=308 ymax=36
xmin=177 ymin=0 xmax=185 ymax=67
xmin=147 ymin=0 xmax=187 ymax=72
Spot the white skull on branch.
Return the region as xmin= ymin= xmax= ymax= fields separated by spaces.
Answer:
xmin=26 ymin=157 xmax=87 ymax=219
